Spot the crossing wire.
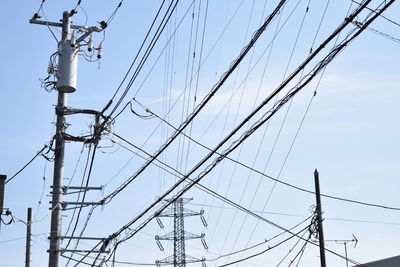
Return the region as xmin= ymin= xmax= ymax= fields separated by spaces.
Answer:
xmin=99 ymin=0 xmax=288 ymax=205
xmin=83 ymin=2 xmax=394 ymax=265
xmin=106 ymin=0 xmax=180 ymax=119
xmin=5 ymin=138 xmax=54 ymax=184
xmin=133 ymin=99 xmax=400 ymax=211
xmin=221 ymin=0 xmax=311 ymax=257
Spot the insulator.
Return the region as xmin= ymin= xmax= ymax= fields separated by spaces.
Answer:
xmin=47 ymin=61 xmax=54 ymax=74
xmin=32 ymin=13 xmax=41 ymax=20
xmin=201 ymin=215 xmax=208 ymax=227
xmin=202 ymin=260 xmax=207 ymax=267
xmin=88 ymin=37 xmax=93 ymax=52
xmin=201 ymin=238 xmax=208 ymax=250
xmin=156 ymin=240 xmax=164 ymax=251
xmin=156 ymin=217 xmax=164 ymax=228
xmin=97 ymin=44 xmax=103 ymax=59
xmin=71 ymin=33 xmax=76 ymax=47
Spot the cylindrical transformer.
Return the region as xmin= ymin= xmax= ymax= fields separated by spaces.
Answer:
xmin=57 ymin=39 xmax=78 ymax=93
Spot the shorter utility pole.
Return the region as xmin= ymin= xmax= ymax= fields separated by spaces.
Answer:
xmin=0 ymin=175 xmax=5 ymax=215
xmin=314 ymin=169 xmax=326 ymax=267
xmin=25 ymin=207 xmax=32 ymax=267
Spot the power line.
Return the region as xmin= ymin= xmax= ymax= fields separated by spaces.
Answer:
xmin=217 ymin=223 xmax=309 ymax=267
xmin=89 ymin=3 xmax=394 ymax=265
xmin=107 ymin=0 xmax=180 ymax=119
xmin=100 ymin=134 xmax=320 ymax=265
xmin=64 ymin=144 xmax=98 ymax=266
xmin=223 ymin=0 xmax=311 ymax=257
xmin=5 ymin=139 xmax=53 ymax=184
xmin=67 ymin=217 xmax=312 ymax=266
xmin=187 ymin=202 xmax=400 ymax=226
xmin=353 ymin=20 xmax=400 ymax=44
xmin=99 ymin=0 xmax=287 ymax=206
xmin=133 ymin=100 xmax=400 ymax=211
xmin=104 ymin=0 xmax=245 ymax=194
xmin=350 ymin=0 xmax=400 ymax=28
xmin=107 ymin=0 xmax=167 ymax=103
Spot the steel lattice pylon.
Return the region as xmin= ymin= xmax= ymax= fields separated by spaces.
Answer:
xmin=155 ymin=198 xmax=207 ymax=267
xmin=174 ymin=198 xmax=185 ymax=266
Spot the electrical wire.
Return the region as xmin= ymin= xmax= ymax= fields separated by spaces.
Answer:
xmin=87 ymin=4 xmax=394 ymax=265
xmin=63 ymin=145 xmax=93 ymax=236
xmin=217 ymin=224 xmax=311 ymax=267
xmin=106 ymin=0 xmax=180 ymax=119
xmin=106 ymin=1 xmax=123 ymax=26
xmin=134 ymin=99 xmax=400 ymax=211
xmin=104 ymin=0 xmax=245 ymax=195
xmin=101 ymin=0 xmax=167 ymax=116
xmin=353 ymin=20 xmax=400 ymax=44
xmin=5 ymin=140 xmax=53 ymax=184
xmin=221 ymin=0 xmax=310 ymax=257
xmin=350 ymin=0 xmax=400 ymax=28
xmin=69 ymin=216 xmax=312 ymax=266
xmin=34 ymin=0 xmax=59 ymax=42
xmin=240 ymin=1 xmax=333 ymax=253
xmin=97 ymin=133 xmax=314 ymax=265
xmin=99 ymin=133 xmax=359 ymax=266
xmin=64 ymin=144 xmax=98 ymax=266
xmin=99 ymin=0 xmax=288 ymax=207
xmin=273 ymin=226 xmax=310 ymax=267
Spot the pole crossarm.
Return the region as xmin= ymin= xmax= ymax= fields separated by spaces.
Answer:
xmin=156 ymin=231 xmax=204 ymax=241
xmin=55 ymin=106 xmax=104 ymax=117
xmin=57 ymin=236 xmax=105 ymax=241
xmin=156 ymin=255 xmax=205 ymax=265
xmin=29 ymin=18 xmax=104 ymax=33
xmin=61 ymin=185 xmax=103 ymax=195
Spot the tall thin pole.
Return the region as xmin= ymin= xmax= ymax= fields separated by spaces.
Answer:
xmin=344 ymin=242 xmax=349 ymax=267
xmin=314 ymin=169 xmax=327 ymax=267
xmin=0 ymin=175 xmax=5 ymax=215
xmin=25 ymin=207 xmax=32 ymax=267
xmin=48 ymin=11 xmax=70 ymax=267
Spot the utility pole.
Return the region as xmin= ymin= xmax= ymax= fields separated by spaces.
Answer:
xmin=314 ymin=169 xmax=327 ymax=267
xmin=0 ymin=175 xmax=5 ymax=216
xmin=30 ymin=10 xmax=105 ymax=267
xmin=25 ymin=207 xmax=32 ymax=267
xmin=48 ymin=12 xmax=70 ymax=267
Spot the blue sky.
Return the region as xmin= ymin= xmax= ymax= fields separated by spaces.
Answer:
xmin=1 ymin=1 xmax=400 ymax=266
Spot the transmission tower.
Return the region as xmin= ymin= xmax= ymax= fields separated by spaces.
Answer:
xmin=155 ymin=198 xmax=208 ymax=267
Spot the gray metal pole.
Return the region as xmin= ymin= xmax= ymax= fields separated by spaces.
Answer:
xmin=314 ymin=169 xmax=327 ymax=267
xmin=48 ymin=11 xmax=70 ymax=267
xmin=0 ymin=175 xmax=5 ymax=215
xmin=344 ymin=242 xmax=349 ymax=267
xmin=25 ymin=207 xmax=32 ymax=267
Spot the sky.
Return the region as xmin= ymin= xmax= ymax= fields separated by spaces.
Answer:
xmin=1 ymin=0 xmax=400 ymax=267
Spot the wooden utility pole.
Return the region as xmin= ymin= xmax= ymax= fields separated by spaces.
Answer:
xmin=314 ymin=169 xmax=327 ymax=267
xmin=25 ymin=207 xmax=32 ymax=267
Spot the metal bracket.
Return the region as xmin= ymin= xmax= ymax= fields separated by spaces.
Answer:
xmin=55 ymin=106 xmax=101 ymax=116
xmin=57 ymin=236 xmax=105 ymax=241
xmin=61 ymin=185 xmax=103 ymax=195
